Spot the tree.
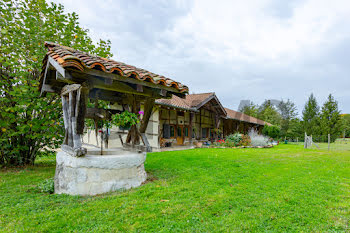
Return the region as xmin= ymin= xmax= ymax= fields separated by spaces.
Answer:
xmin=319 ymin=94 xmax=342 ymax=142
xmin=278 ymin=99 xmax=297 ymax=137
xmin=341 ymin=114 xmax=350 ymax=137
xmin=240 ymin=101 xmax=258 ymax=118
xmin=257 ymin=100 xmax=282 ymax=126
xmin=302 ymin=93 xmax=320 ymax=136
xmin=262 ymin=125 xmax=281 ymax=139
xmin=286 ymin=118 xmax=304 ymax=140
xmin=0 ymin=0 xmax=112 ymax=166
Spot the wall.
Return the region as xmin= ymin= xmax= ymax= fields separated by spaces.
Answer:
xmin=82 ymin=103 xmax=161 ymax=150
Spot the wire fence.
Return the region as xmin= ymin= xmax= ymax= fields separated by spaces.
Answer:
xmin=287 ymin=135 xmax=350 ymax=151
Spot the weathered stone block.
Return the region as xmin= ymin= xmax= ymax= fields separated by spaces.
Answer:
xmin=54 ymin=149 xmax=147 ymax=195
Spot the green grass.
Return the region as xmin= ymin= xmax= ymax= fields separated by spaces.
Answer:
xmin=1 ymin=144 xmax=350 ymax=232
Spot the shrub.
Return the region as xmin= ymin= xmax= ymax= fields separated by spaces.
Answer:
xmin=37 ymin=178 xmax=54 ymax=194
xmin=262 ymin=125 xmax=281 ymax=139
xmin=249 ymin=129 xmax=269 ymax=147
xmin=239 ymin=135 xmax=251 ymax=146
xmin=226 ymin=133 xmax=242 ymax=146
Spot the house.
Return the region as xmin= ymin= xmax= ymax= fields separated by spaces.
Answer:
xmin=87 ymin=92 xmax=270 ymax=151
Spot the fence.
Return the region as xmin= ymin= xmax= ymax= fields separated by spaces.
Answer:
xmin=288 ymin=133 xmax=350 ymax=151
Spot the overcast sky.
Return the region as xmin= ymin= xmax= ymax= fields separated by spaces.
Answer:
xmin=52 ymin=0 xmax=350 ymax=114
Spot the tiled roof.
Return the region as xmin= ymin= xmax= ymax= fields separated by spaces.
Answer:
xmin=155 ymin=92 xmax=214 ymax=110
xmin=185 ymin=93 xmax=215 ymax=108
xmin=224 ymin=107 xmax=271 ymax=126
xmin=156 ymin=93 xmax=270 ymax=126
xmin=155 ymin=95 xmax=194 ymax=110
xmin=41 ymin=42 xmax=189 ymax=93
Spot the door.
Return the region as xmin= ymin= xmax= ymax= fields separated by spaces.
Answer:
xmin=176 ymin=126 xmax=184 ymax=145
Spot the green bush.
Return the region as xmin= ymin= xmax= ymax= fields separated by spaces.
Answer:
xmin=111 ymin=111 xmax=140 ymax=128
xmin=262 ymin=125 xmax=281 ymax=139
xmin=37 ymin=178 xmax=54 ymax=194
xmin=226 ymin=133 xmax=243 ymax=146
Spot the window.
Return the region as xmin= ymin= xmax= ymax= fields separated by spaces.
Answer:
xmin=177 ymin=127 xmax=182 ymax=137
xmin=170 ymin=125 xmax=175 ymax=137
xmin=163 ymin=124 xmax=170 ymax=139
xmin=202 ymin=128 xmax=207 ymax=139
xmin=184 ymin=127 xmax=188 ymax=137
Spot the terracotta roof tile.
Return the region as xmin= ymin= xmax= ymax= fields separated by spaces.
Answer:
xmin=224 ymin=107 xmax=271 ymax=126
xmin=156 ymin=92 xmax=214 ymax=110
xmin=41 ymin=42 xmax=189 ymax=93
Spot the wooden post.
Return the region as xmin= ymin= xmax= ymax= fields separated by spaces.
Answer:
xmin=100 ymin=129 xmax=103 ymax=155
xmin=60 ymin=84 xmax=88 ymax=157
xmin=61 ymin=96 xmax=69 ymax=145
xmin=119 ymin=134 xmax=124 ymax=146
xmin=304 ymin=132 xmax=307 ymax=148
xmin=139 ymin=98 xmax=155 ymax=133
xmin=310 ymin=135 xmax=312 ymax=148
xmin=328 ymin=134 xmax=330 ymax=151
xmin=189 ymin=112 xmax=194 ymax=145
xmin=175 ymin=109 xmax=178 ymax=139
xmin=139 ymin=98 xmax=155 ymax=152
xmin=199 ymin=109 xmax=202 ymax=140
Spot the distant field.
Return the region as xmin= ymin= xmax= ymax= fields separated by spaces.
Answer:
xmin=1 ymin=144 xmax=350 ymax=232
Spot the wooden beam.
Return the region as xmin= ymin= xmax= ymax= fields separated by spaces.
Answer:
xmin=88 ymin=88 xmax=123 ymax=102
xmin=160 ymin=89 xmax=167 ymax=97
xmin=68 ymin=70 xmax=166 ymax=98
xmin=61 ymin=84 xmax=81 ymax=96
xmin=48 ymin=56 xmax=74 ymax=81
xmin=40 ymin=61 xmax=51 ymax=96
xmin=189 ymin=112 xmax=194 ymax=145
xmin=139 ymin=98 xmax=155 ymax=133
xmin=136 ymin=84 xmax=143 ymax=92
xmin=41 ymin=84 xmax=55 ymax=93
xmin=140 ymin=133 xmax=152 ymax=152
xmin=83 ymin=68 xmax=183 ymax=94
xmin=85 ymin=107 xmax=110 ymax=120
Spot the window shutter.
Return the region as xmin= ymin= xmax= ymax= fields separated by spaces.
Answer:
xmin=163 ymin=124 xmax=170 ymax=139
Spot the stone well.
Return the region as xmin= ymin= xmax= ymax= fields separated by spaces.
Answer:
xmin=54 ymin=149 xmax=147 ymax=196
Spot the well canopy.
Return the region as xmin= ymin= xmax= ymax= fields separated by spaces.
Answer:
xmin=39 ymin=42 xmax=189 ymax=98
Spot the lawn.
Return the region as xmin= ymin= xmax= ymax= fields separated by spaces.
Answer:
xmin=1 ymin=144 xmax=350 ymax=232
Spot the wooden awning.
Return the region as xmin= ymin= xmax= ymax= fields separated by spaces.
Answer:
xmin=39 ymin=42 xmax=189 ymax=101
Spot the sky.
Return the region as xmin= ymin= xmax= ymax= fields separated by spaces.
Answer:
xmin=52 ymin=0 xmax=350 ymax=114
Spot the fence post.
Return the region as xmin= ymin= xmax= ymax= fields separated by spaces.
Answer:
xmin=310 ymin=135 xmax=313 ymax=148
xmin=304 ymin=132 xmax=307 ymax=148
xmin=328 ymin=134 xmax=330 ymax=151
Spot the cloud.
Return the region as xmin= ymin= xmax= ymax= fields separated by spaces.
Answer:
xmin=52 ymin=0 xmax=350 ymax=113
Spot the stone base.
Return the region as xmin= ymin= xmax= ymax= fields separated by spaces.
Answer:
xmin=54 ymin=149 xmax=147 ymax=196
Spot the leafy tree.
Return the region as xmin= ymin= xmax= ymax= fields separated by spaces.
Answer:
xmin=302 ymin=93 xmax=320 ymax=136
xmin=319 ymin=94 xmax=342 ymax=142
xmin=240 ymin=101 xmax=258 ymax=118
xmin=278 ymin=99 xmax=297 ymax=137
xmin=262 ymin=125 xmax=281 ymax=139
xmin=258 ymin=100 xmax=282 ymax=126
xmin=341 ymin=114 xmax=350 ymax=137
xmin=0 ymin=0 xmax=112 ymax=166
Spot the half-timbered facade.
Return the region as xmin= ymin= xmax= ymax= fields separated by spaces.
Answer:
xmin=90 ymin=93 xmax=270 ymax=151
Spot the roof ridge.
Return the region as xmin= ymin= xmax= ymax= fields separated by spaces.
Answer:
xmin=188 ymin=92 xmax=215 ymax=95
